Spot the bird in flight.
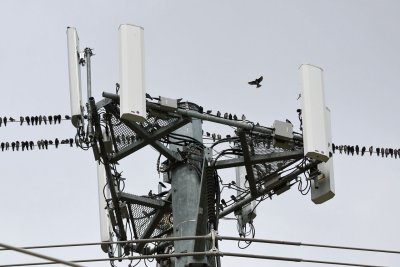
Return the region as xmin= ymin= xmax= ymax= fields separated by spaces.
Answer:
xmin=248 ymin=76 xmax=263 ymax=88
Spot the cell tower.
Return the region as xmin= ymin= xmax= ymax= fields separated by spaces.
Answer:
xmin=67 ymin=25 xmax=334 ymax=267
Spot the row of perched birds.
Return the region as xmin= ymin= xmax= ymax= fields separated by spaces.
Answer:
xmin=332 ymin=144 xmax=400 ymax=158
xmin=0 ymin=115 xmax=71 ymax=127
xmin=0 ymin=138 xmax=75 ymax=151
xmin=199 ymin=108 xmax=247 ymax=122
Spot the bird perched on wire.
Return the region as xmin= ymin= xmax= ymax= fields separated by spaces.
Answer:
xmin=248 ymin=76 xmax=263 ymax=88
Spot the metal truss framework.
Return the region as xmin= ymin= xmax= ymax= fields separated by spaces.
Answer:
xmin=88 ymin=92 xmax=316 ymax=260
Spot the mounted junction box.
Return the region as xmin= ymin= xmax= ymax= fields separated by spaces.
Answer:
xmin=272 ymin=120 xmax=293 ymax=149
xmin=159 ymin=96 xmax=178 ymax=112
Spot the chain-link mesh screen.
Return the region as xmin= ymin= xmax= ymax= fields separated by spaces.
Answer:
xmin=105 ymin=104 xmax=180 ymax=152
xmin=129 ymin=203 xmax=172 ymax=239
xmin=243 ymin=133 xmax=302 ymax=184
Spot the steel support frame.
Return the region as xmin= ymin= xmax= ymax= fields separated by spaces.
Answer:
xmin=237 ymin=130 xmax=258 ymax=197
xmin=117 ymin=116 xmax=188 ymax=162
xmin=135 ymin=192 xmax=172 ymax=253
xmin=212 ymin=149 xmax=304 ymax=169
xmin=218 ymin=160 xmax=319 ymax=218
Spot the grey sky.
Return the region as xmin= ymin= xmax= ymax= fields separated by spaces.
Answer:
xmin=1 ymin=1 xmax=400 ymax=266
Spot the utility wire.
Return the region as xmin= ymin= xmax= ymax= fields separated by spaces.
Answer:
xmin=0 ymin=250 xmax=389 ymax=267
xmin=2 ymin=235 xmax=399 ymax=255
xmin=0 ymin=242 xmax=83 ymax=267
xmin=219 ymin=236 xmax=400 ymax=255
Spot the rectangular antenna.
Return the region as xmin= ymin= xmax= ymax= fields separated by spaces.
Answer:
xmin=97 ymin=163 xmax=111 ymax=252
xmin=312 ymin=107 xmax=335 ymax=204
xmin=66 ymin=27 xmax=83 ymax=128
xmin=236 ymin=165 xmax=257 ymax=230
xmin=299 ymin=64 xmax=330 ymax=162
xmin=119 ymin=24 xmax=146 ymax=123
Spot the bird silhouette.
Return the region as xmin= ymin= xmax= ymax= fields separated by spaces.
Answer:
xmin=376 ymin=147 xmax=380 ymax=156
xmin=11 ymin=142 xmax=15 ymax=151
xmin=216 ymin=111 xmax=221 ymax=117
xmin=20 ymin=116 xmax=24 ymax=125
xmin=55 ymin=138 xmax=59 ymax=148
xmin=248 ymin=76 xmax=263 ymax=88
xmin=233 ymin=114 xmax=238 ymax=120
xmin=3 ymin=117 xmax=7 ymax=126
xmin=0 ymin=117 xmax=2 ymax=127
xmin=9 ymin=117 xmax=15 ymax=122
xmin=48 ymin=116 xmax=53 ymax=125
xmin=241 ymin=114 xmax=246 ymax=121
xmin=381 ymin=148 xmax=384 ymax=157
xmin=30 ymin=116 xmax=34 ymax=126
xmin=16 ymin=141 xmax=20 ymax=151
xmin=39 ymin=115 xmax=42 ymax=125
xmin=25 ymin=116 xmax=30 ymax=125
xmin=1 ymin=142 xmax=4 ymax=151
xmin=5 ymin=142 xmax=9 ymax=150
xmin=65 ymin=115 xmax=71 ymax=120
xmin=228 ymin=114 xmax=232 ymax=120
xmin=221 ymin=199 xmax=227 ymax=207
xmin=34 ymin=116 xmax=39 ymax=125
xmin=361 ymin=146 xmax=366 ymax=156
xmin=369 ymin=146 xmax=373 ymax=156
xmin=224 ymin=113 xmax=228 ymax=119
xmin=355 ymin=145 xmax=359 ymax=155
xmin=43 ymin=116 xmax=47 ymax=125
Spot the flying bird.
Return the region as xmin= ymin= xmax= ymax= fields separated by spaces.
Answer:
xmin=248 ymin=76 xmax=263 ymax=88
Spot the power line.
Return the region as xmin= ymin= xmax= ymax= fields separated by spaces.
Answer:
xmin=2 ymin=235 xmax=399 ymax=255
xmin=219 ymin=236 xmax=400 ymax=255
xmin=0 ymin=242 xmax=83 ymax=267
xmin=0 ymin=250 xmax=389 ymax=267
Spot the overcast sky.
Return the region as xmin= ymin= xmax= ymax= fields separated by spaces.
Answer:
xmin=1 ymin=1 xmax=400 ymax=266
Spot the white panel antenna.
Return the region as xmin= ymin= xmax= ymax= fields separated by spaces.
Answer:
xmin=66 ymin=27 xmax=83 ymax=128
xmin=236 ymin=165 xmax=257 ymax=230
xmin=119 ymin=24 xmax=146 ymax=123
xmin=97 ymin=163 xmax=111 ymax=252
xmin=299 ymin=64 xmax=330 ymax=162
xmin=312 ymin=107 xmax=335 ymax=204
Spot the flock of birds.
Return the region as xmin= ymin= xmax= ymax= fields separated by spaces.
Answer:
xmin=332 ymin=144 xmax=400 ymax=158
xmin=0 ymin=115 xmax=71 ymax=126
xmin=0 ymin=138 xmax=75 ymax=151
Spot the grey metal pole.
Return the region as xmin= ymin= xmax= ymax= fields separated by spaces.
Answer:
xmin=169 ymin=104 xmax=209 ymax=267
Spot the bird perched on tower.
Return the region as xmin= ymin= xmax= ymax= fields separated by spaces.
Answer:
xmin=248 ymin=76 xmax=263 ymax=88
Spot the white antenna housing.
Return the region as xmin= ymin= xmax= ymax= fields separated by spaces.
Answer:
xmin=66 ymin=27 xmax=83 ymax=128
xmin=97 ymin=163 xmax=111 ymax=252
xmin=236 ymin=165 xmax=257 ymax=227
xmin=312 ymin=107 xmax=335 ymax=204
xmin=299 ymin=64 xmax=330 ymax=162
xmin=119 ymin=24 xmax=146 ymax=123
